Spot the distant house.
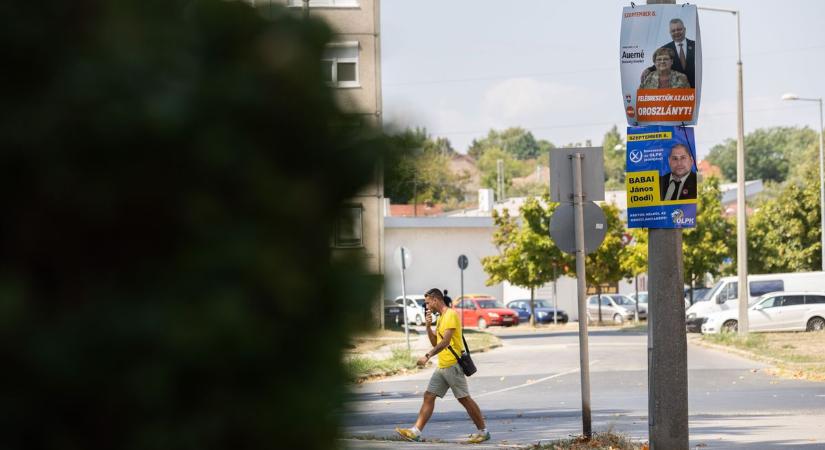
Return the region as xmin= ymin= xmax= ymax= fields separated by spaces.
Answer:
xmin=449 ymin=154 xmax=481 ymax=199
xmin=697 ymin=160 xmax=722 ymax=179
xmin=512 ymin=165 xmax=549 ymax=188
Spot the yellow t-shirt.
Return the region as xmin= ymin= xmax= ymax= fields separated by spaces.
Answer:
xmin=436 ymin=308 xmax=463 ymax=369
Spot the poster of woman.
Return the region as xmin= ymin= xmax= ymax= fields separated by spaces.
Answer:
xmin=620 ymin=4 xmax=702 ymax=126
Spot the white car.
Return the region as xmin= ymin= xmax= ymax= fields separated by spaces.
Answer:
xmin=393 ymin=295 xmax=428 ymax=326
xmin=701 ymin=291 xmax=825 ymax=334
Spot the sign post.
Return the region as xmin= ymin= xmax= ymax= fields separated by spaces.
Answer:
xmin=458 ymin=255 xmax=469 ymax=329
xmin=550 ymin=147 xmax=606 ymax=439
xmin=394 ymin=246 xmax=412 ymax=352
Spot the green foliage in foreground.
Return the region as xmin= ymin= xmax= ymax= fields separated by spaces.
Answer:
xmin=1 ymin=1 xmax=390 ymax=449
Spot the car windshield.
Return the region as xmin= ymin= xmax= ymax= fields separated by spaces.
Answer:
xmin=533 ymin=300 xmax=551 ymax=308
xmin=636 ymin=293 xmax=648 ymax=303
xmin=477 ymin=299 xmax=504 ymax=309
xmin=701 ymin=280 xmax=725 ymax=302
xmin=415 ymin=299 xmax=425 ymax=307
xmin=612 ymin=296 xmax=635 ymax=306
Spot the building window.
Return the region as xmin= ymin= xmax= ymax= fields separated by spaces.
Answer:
xmin=322 ymin=42 xmax=359 ymax=88
xmin=334 ymin=205 xmax=363 ymax=247
xmin=287 ymin=0 xmax=360 ymax=8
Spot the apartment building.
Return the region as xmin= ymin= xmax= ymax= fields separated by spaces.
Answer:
xmin=256 ymin=0 xmax=385 ymax=323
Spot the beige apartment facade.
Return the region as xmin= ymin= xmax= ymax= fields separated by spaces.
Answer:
xmin=256 ymin=0 xmax=385 ymax=323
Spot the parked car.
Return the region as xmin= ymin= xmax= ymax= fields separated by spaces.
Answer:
xmin=393 ymin=295 xmax=428 ymax=326
xmin=586 ymin=294 xmax=646 ymax=324
xmin=686 ymin=271 xmax=825 ymax=332
xmin=506 ymin=299 xmax=568 ymax=324
xmin=701 ymin=291 xmax=825 ymax=334
xmin=455 ymin=295 xmax=519 ymax=329
xmin=631 ymin=290 xmax=689 ymax=311
xmin=685 ymin=287 xmax=711 ymax=306
xmin=383 ymin=299 xmax=404 ymax=327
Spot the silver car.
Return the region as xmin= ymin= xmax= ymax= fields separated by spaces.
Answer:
xmin=586 ymin=294 xmax=647 ymax=324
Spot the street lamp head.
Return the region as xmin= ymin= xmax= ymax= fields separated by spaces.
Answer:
xmin=781 ymin=93 xmax=800 ymax=101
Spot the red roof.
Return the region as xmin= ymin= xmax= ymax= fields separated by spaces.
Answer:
xmin=389 ymin=203 xmax=445 ymax=217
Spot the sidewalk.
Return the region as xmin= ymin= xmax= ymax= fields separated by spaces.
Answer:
xmin=342 ymin=411 xmax=825 ymax=449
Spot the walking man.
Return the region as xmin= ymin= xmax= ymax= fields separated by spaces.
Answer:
xmin=396 ymin=288 xmax=490 ymax=444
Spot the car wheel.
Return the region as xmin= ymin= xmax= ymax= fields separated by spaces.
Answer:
xmin=612 ymin=313 xmax=624 ymax=325
xmin=477 ymin=318 xmax=488 ymax=330
xmin=414 ymin=314 xmax=423 ymax=326
xmin=806 ymin=316 xmax=825 ymax=332
xmin=722 ymin=319 xmax=738 ymax=333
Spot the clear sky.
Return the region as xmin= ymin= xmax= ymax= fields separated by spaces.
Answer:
xmin=381 ymin=0 xmax=825 ymax=160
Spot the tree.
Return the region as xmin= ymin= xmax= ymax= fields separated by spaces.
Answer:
xmin=468 ymin=127 xmax=547 ymax=161
xmin=602 ymin=125 xmax=626 ymax=190
xmin=0 ymin=2 xmax=391 ymax=449
xmin=682 ymin=177 xmax=735 ymax=301
xmin=705 ymin=127 xmax=818 ymax=183
xmin=385 ymin=128 xmax=465 ymax=204
xmin=567 ymin=203 xmax=626 ymax=323
xmin=482 ymin=198 xmax=572 ymax=326
xmin=477 ymin=147 xmax=530 ymax=198
xmin=747 ymin=163 xmax=822 ymax=273
xmin=619 ymin=228 xmax=648 ymax=321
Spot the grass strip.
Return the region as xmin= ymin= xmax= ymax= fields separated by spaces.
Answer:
xmin=530 ymin=432 xmax=646 ymax=449
xmin=346 ymin=348 xmax=418 ymax=383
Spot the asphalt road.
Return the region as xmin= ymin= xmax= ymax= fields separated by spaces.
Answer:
xmin=342 ymin=327 xmax=825 ymax=449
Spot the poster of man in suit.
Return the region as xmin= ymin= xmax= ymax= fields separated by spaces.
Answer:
xmin=620 ymin=4 xmax=702 ymax=126
xmin=625 ymin=126 xmax=697 ymax=229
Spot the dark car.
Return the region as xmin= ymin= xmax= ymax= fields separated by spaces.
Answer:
xmin=506 ymin=299 xmax=569 ymax=324
xmin=383 ymin=299 xmax=404 ymax=327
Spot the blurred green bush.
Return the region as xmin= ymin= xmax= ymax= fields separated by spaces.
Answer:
xmin=0 ymin=1 xmax=388 ymax=449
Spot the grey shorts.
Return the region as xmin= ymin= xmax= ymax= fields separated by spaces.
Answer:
xmin=426 ymin=363 xmax=470 ymax=399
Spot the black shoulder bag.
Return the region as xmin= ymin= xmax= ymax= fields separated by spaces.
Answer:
xmin=439 ymin=332 xmax=477 ymax=377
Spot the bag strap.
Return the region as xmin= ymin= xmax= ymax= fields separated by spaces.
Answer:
xmin=438 ymin=330 xmax=471 ymax=359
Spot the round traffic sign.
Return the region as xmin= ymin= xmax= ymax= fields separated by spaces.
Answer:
xmin=549 ymin=202 xmax=607 ymax=255
xmin=457 ymin=254 xmax=469 ymax=270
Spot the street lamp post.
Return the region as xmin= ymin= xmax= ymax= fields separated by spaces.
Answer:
xmin=699 ymin=6 xmax=749 ymax=334
xmin=782 ymin=93 xmax=825 ymax=271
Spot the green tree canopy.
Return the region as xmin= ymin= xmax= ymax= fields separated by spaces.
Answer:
xmin=385 ymin=128 xmax=466 ymax=204
xmin=747 ymin=163 xmax=822 ymax=273
xmin=619 ymin=228 xmax=648 ymax=282
xmin=705 ymin=127 xmax=818 ymax=183
xmin=683 ymin=177 xmax=735 ymax=292
xmin=1 ymin=2 xmax=390 ymax=449
xmin=566 ymin=203 xmax=626 ymax=302
xmin=477 ymin=147 xmax=531 ymax=197
xmin=482 ymin=198 xmax=572 ymax=325
xmin=468 ymin=127 xmax=551 ymax=160
xmin=602 ymin=125 xmax=626 ymax=190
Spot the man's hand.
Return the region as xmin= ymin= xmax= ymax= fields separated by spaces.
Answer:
xmin=425 ymin=309 xmax=433 ymax=327
xmin=417 ymin=354 xmax=430 ymax=366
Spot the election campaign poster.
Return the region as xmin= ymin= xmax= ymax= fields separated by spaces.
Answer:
xmin=620 ymin=4 xmax=702 ymax=126
xmin=626 ymin=125 xmax=697 ymax=229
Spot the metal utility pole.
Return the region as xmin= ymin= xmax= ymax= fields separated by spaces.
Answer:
xmin=698 ymin=6 xmax=748 ymax=335
xmin=782 ymin=94 xmax=825 ymax=271
xmin=646 ymin=1 xmax=689 ymax=448
xmin=571 ymin=153 xmax=592 ymax=438
xmin=496 ymin=159 xmax=504 ymax=202
xmin=399 ymin=247 xmax=410 ymax=352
